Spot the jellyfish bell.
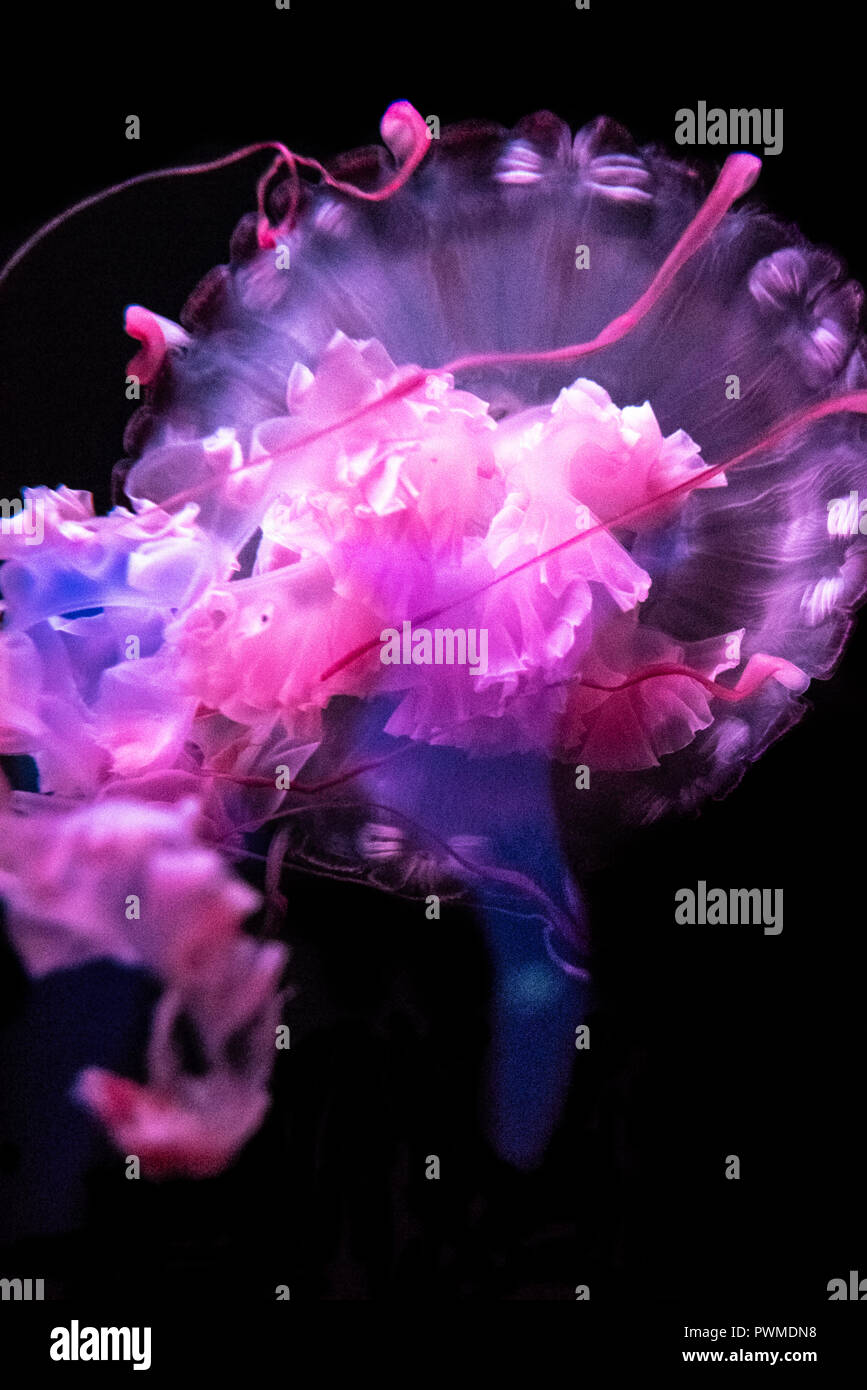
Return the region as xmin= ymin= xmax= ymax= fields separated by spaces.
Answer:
xmin=2 ymin=102 xmax=867 ymax=1174
xmin=115 ymin=104 xmax=867 ymax=879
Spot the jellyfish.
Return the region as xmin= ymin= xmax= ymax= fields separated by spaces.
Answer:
xmin=2 ymin=102 xmax=867 ymax=1178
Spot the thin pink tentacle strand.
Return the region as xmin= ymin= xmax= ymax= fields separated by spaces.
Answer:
xmin=442 ymin=152 xmax=761 ymax=374
xmin=0 ymin=102 xmax=431 ymax=289
xmin=0 ymin=143 xmax=294 ymax=292
xmin=153 ymin=364 xmax=430 ymax=514
xmin=194 ymin=743 xmax=413 ymax=793
xmin=568 ymin=656 xmax=805 ymax=702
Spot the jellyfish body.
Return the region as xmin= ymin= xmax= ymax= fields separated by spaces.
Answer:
xmin=3 ymin=105 xmax=867 ymax=1173
xmin=119 ymin=108 xmax=867 ymax=807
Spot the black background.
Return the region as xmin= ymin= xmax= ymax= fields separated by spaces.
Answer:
xmin=0 ymin=0 xmax=864 ymax=1326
